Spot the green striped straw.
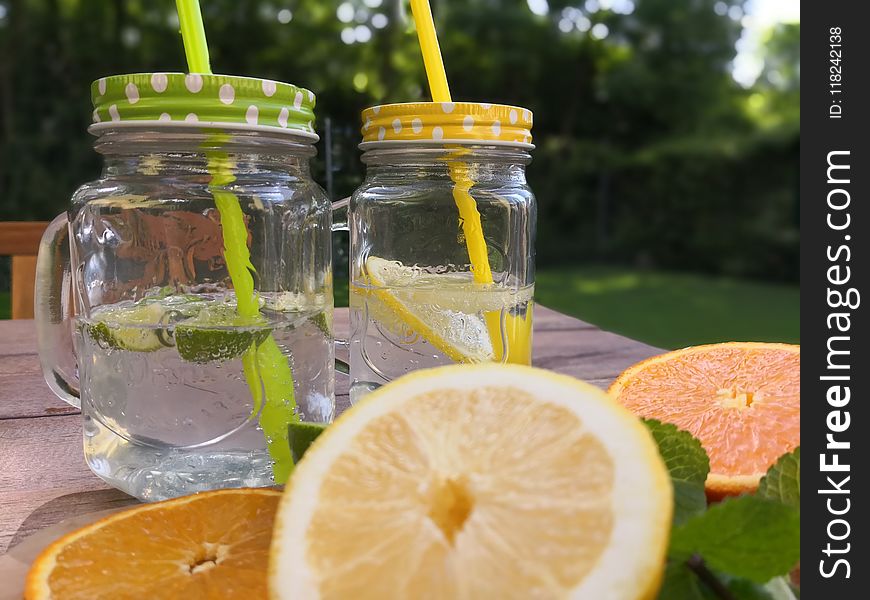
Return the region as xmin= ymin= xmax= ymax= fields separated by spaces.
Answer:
xmin=176 ymin=0 xmax=212 ymax=73
xmin=175 ymin=0 xmax=297 ymax=483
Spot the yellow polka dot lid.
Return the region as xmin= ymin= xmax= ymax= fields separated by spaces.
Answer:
xmin=360 ymin=102 xmax=533 ymax=148
xmin=90 ymin=73 xmax=317 ymax=139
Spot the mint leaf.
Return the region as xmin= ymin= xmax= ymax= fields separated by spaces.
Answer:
xmin=671 ymin=480 xmax=708 ymax=527
xmin=643 ymin=419 xmax=710 ymax=482
xmin=726 ymin=577 xmax=776 ymax=599
xmin=644 ymin=419 xmax=710 ymax=524
xmin=657 ymin=561 xmax=799 ymax=600
xmin=657 ymin=561 xmax=720 ymax=600
xmin=758 ymin=447 xmax=800 ymax=510
xmin=724 ymin=575 xmax=797 ymax=600
xmin=670 ymin=495 xmax=800 ymax=583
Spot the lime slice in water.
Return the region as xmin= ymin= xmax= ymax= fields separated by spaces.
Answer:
xmin=87 ymin=302 xmax=169 ymax=352
xmin=310 ymin=311 xmax=333 ymax=337
xmin=175 ymin=305 xmax=272 ymax=363
xmin=288 ymin=421 xmax=327 ymax=464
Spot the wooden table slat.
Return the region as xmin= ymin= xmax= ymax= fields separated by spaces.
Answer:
xmin=0 ymin=306 xmax=661 ymax=553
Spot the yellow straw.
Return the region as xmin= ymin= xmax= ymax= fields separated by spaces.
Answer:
xmin=409 ymin=0 xmax=451 ymax=101
xmin=409 ymin=0 xmax=531 ymax=363
xmin=175 ymin=0 xmax=297 ymax=482
xmin=409 ymin=0 xmax=492 ymax=284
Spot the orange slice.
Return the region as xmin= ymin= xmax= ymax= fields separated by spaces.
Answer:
xmin=25 ymin=488 xmax=280 ymax=599
xmin=608 ymin=342 xmax=800 ymax=499
xmin=270 ymin=364 xmax=672 ymax=599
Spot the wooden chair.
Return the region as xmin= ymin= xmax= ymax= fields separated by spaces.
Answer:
xmin=0 ymin=222 xmax=49 ymax=319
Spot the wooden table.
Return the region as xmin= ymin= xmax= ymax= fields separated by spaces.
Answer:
xmin=0 ymin=307 xmax=661 ymax=554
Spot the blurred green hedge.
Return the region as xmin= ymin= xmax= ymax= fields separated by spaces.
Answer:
xmin=532 ymin=125 xmax=798 ymax=280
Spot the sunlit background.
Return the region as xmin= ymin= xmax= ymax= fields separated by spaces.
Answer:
xmin=0 ymin=0 xmax=799 ymax=348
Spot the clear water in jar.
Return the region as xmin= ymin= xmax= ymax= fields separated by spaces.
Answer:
xmin=75 ymin=291 xmax=333 ymax=501
xmin=348 ymin=258 xmax=533 ymax=403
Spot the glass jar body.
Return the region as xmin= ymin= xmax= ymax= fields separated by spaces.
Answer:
xmin=58 ymin=129 xmax=333 ymax=499
xmin=348 ymin=144 xmax=536 ymax=402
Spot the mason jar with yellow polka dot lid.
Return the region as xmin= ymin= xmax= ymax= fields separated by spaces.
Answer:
xmin=33 ymin=73 xmax=335 ymax=500
xmin=346 ymin=101 xmax=536 ymax=402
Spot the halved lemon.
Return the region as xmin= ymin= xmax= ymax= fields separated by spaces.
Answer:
xmin=270 ymin=364 xmax=672 ymax=599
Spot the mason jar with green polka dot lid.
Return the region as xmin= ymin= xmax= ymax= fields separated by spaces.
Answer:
xmin=34 ymin=72 xmax=336 ymax=501
xmin=91 ymin=73 xmax=317 ymax=135
xmin=347 ymin=102 xmax=537 ymax=403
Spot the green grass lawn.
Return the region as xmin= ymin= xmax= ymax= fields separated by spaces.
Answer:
xmin=535 ymin=266 xmax=799 ymax=349
xmin=3 ymin=267 xmax=799 ymax=350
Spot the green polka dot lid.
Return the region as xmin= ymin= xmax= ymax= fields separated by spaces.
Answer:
xmin=90 ymin=73 xmax=317 ymax=140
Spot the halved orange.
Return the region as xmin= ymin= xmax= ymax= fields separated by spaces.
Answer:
xmin=609 ymin=342 xmax=800 ymax=498
xmin=25 ymin=488 xmax=280 ymax=599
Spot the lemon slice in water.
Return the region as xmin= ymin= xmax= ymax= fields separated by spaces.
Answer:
xmin=359 ymin=256 xmax=497 ymax=363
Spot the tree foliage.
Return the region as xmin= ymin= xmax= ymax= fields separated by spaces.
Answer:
xmin=0 ymin=0 xmax=799 ymax=282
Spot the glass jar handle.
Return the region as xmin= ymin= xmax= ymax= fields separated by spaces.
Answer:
xmin=34 ymin=212 xmax=81 ymax=408
xmin=332 ymin=197 xmax=351 ymax=375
